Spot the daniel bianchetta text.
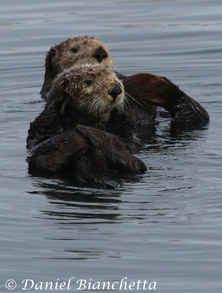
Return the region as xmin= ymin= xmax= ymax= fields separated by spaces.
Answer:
xmin=5 ymin=277 xmax=157 ymax=291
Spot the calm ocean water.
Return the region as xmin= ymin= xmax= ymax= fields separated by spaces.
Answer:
xmin=0 ymin=0 xmax=221 ymax=292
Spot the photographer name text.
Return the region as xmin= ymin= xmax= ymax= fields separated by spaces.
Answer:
xmin=5 ymin=277 xmax=157 ymax=291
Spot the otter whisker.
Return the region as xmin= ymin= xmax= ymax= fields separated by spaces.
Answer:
xmin=86 ymin=97 xmax=94 ymax=113
xmin=118 ymin=100 xmax=125 ymax=112
xmin=87 ymin=96 xmax=103 ymax=114
xmin=80 ymin=95 xmax=97 ymax=113
xmin=97 ymin=98 xmax=105 ymax=113
xmin=122 ymin=94 xmax=131 ymax=110
xmin=125 ymin=92 xmax=144 ymax=107
xmin=89 ymin=97 xmax=99 ymax=113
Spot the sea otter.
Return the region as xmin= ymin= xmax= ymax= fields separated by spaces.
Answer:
xmin=41 ymin=36 xmax=209 ymax=127
xmin=41 ymin=36 xmax=113 ymax=100
xmin=28 ymin=64 xmax=146 ymax=187
xmin=28 ymin=64 xmax=124 ymax=148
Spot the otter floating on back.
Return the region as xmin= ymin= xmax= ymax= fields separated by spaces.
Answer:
xmin=28 ymin=64 xmax=146 ymax=188
xmin=30 ymin=37 xmax=210 ymax=187
xmin=41 ymin=35 xmax=209 ymax=128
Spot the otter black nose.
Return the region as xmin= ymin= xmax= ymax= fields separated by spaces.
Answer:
xmin=93 ymin=46 xmax=108 ymax=63
xmin=109 ymin=84 xmax=122 ymax=100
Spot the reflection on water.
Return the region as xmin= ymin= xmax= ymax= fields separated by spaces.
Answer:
xmin=30 ymin=181 xmax=122 ymax=223
xmin=0 ymin=0 xmax=222 ymax=292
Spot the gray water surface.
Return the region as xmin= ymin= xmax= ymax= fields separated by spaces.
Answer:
xmin=0 ymin=0 xmax=222 ymax=292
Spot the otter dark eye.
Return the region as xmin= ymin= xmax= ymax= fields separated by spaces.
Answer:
xmin=85 ymin=80 xmax=93 ymax=86
xmin=70 ymin=47 xmax=78 ymax=53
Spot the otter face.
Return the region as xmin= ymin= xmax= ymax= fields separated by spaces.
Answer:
xmin=41 ymin=36 xmax=113 ymax=99
xmin=56 ymin=64 xmax=124 ymax=115
xmin=55 ymin=36 xmax=113 ymax=71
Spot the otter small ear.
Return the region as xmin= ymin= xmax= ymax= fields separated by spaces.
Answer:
xmin=50 ymin=47 xmax=56 ymax=57
xmin=45 ymin=47 xmax=57 ymax=74
xmin=40 ymin=47 xmax=58 ymax=97
xmin=62 ymin=77 xmax=70 ymax=90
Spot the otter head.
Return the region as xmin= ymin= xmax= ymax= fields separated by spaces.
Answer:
xmin=41 ymin=36 xmax=113 ymax=99
xmin=50 ymin=64 xmax=124 ymax=125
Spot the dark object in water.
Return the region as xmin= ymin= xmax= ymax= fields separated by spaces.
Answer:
xmin=118 ymin=72 xmax=210 ymax=127
xmin=28 ymin=125 xmax=146 ymax=188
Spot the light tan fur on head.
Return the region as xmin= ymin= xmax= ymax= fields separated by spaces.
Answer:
xmin=53 ymin=36 xmax=113 ymax=70
xmin=50 ymin=64 xmax=124 ymax=118
xmin=41 ymin=36 xmax=113 ymax=99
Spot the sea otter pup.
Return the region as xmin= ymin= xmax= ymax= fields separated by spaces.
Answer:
xmin=28 ymin=64 xmax=146 ymax=187
xmin=41 ymin=36 xmax=113 ymax=100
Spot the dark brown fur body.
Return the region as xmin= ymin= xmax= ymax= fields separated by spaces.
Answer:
xmin=28 ymin=125 xmax=146 ymax=188
xmin=27 ymin=108 xmax=147 ymax=188
xmin=120 ymin=73 xmax=210 ymax=127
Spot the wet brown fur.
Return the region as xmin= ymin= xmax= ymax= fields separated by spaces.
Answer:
xmin=28 ymin=64 xmax=147 ymax=187
xmin=122 ymin=73 xmax=210 ymax=126
xmin=28 ymin=64 xmax=124 ymax=149
xmin=40 ymin=35 xmax=209 ymax=127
